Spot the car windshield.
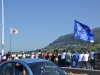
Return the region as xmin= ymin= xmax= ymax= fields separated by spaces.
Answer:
xmin=28 ymin=61 xmax=67 ymax=75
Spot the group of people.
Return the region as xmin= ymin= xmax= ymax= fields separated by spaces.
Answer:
xmin=0 ymin=52 xmax=12 ymax=63
xmin=34 ymin=49 xmax=95 ymax=70
xmin=34 ymin=49 xmax=95 ymax=69
xmin=0 ymin=51 xmax=26 ymax=63
xmin=60 ymin=50 xmax=95 ymax=69
xmin=0 ymin=49 xmax=95 ymax=70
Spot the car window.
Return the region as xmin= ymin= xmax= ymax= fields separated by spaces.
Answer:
xmin=28 ymin=61 xmax=67 ymax=75
xmin=14 ymin=63 xmax=29 ymax=75
xmin=0 ymin=63 xmax=13 ymax=75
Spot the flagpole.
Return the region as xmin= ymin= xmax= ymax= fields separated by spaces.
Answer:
xmin=10 ymin=33 xmax=11 ymax=52
xmin=2 ymin=0 xmax=4 ymax=55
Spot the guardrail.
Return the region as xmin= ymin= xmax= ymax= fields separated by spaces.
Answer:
xmin=61 ymin=67 xmax=100 ymax=75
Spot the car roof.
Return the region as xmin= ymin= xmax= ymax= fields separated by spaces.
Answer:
xmin=11 ymin=58 xmax=48 ymax=63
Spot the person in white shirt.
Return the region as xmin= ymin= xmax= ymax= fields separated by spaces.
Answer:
xmin=14 ymin=54 xmax=19 ymax=60
xmin=61 ymin=50 xmax=66 ymax=67
xmin=22 ymin=52 xmax=26 ymax=58
xmin=31 ymin=52 xmax=35 ymax=59
xmin=82 ymin=51 xmax=89 ymax=69
xmin=36 ymin=50 xmax=42 ymax=58
xmin=78 ymin=51 xmax=84 ymax=68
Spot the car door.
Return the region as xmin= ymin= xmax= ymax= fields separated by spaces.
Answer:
xmin=0 ymin=62 xmax=14 ymax=75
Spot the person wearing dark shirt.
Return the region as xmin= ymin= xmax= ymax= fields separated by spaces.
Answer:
xmin=51 ymin=50 xmax=56 ymax=63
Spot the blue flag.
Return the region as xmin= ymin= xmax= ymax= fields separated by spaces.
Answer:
xmin=74 ymin=20 xmax=94 ymax=43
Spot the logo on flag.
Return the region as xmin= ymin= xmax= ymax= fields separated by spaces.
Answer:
xmin=74 ymin=20 xmax=94 ymax=43
xmin=10 ymin=28 xmax=18 ymax=34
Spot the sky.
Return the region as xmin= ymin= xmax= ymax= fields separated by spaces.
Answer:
xmin=0 ymin=0 xmax=100 ymax=53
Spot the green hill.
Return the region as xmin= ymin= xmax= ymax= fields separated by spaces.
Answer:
xmin=13 ymin=27 xmax=100 ymax=54
xmin=49 ymin=27 xmax=100 ymax=45
xmin=43 ymin=27 xmax=100 ymax=52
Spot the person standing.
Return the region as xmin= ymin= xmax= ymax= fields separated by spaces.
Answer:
xmin=31 ymin=52 xmax=35 ymax=59
xmin=61 ymin=50 xmax=66 ymax=67
xmin=45 ymin=52 xmax=50 ymax=60
xmin=6 ymin=52 xmax=12 ymax=60
xmin=1 ymin=55 xmax=6 ymax=62
xmin=82 ymin=51 xmax=89 ymax=69
xmin=14 ymin=54 xmax=19 ymax=60
xmin=43 ymin=51 xmax=47 ymax=59
xmin=65 ymin=50 xmax=71 ymax=68
xmin=72 ymin=50 xmax=79 ymax=68
xmin=78 ymin=51 xmax=84 ymax=68
xmin=89 ymin=50 xmax=95 ymax=69
xmin=36 ymin=50 xmax=42 ymax=58
xmin=22 ymin=52 xmax=26 ymax=58
xmin=51 ymin=50 xmax=57 ymax=63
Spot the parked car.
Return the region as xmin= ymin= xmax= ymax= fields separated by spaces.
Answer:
xmin=0 ymin=58 xmax=68 ymax=75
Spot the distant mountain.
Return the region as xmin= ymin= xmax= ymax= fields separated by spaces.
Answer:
xmin=14 ymin=27 xmax=100 ymax=53
xmin=50 ymin=27 xmax=100 ymax=45
xmin=43 ymin=27 xmax=100 ymax=51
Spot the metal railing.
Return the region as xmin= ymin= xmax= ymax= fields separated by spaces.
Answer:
xmin=61 ymin=67 xmax=100 ymax=75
